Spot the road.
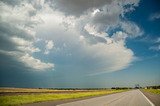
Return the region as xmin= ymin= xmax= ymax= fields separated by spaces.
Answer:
xmin=141 ymin=90 xmax=160 ymax=106
xmin=57 ymin=90 xmax=154 ymax=106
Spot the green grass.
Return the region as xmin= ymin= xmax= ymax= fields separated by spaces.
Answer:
xmin=143 ymin=89 xmax=160 ymax=94
xmin=0 ymin=90 xmax=127 ymax=106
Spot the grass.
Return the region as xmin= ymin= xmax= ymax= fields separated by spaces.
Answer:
xmin=143 ymin=89 xmax=160 ymax=94
xmin=0 ymin=89 xmax=127 ymax=106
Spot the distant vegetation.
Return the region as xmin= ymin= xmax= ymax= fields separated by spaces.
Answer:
xmin=111 ymin=87 xmax=132 ymax=90
xmin=142 ymin=85 xmax=160 ymax=94
xmin=0 ymin=88 xmax=128 ymax=106
xmin=145 ymin=85 xmax=160 ymax=89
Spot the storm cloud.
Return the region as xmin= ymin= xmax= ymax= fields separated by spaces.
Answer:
xmin=0 ymin=0 xmax=145 ymax=87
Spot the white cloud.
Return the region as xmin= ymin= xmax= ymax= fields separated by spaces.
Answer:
xmin=20 ymin=53 xmax=54 ymax=70
xmin=11 ymin=36 xmax=41 ymax=53
xmin=92 ymin=9 xmax=100 ymax=16
xmin=149 ymin=45 xmax=160 ymax=51
xmin=0 ymin=50 xmax=54 ymax=70
xmin=84 ymin=24 xmax=106 ymax=37
xmin=112 ymin=31 xmax=127 ymax=44
xmin=49 ymin=0 xmax=112 ymax=16
xmin=149 ymin=12 xmax=160 ymax=21
xmin=149 ymin=37 xmax=160 ymax=51
xmin=81 ymin=42 xmax=134 ymax=75
xmin=120 ymin=21 xmax=143 ymax=37
xmin=11 ymin=37 xmax=31 ymax=46
xmin=0 ymin=1 xmax=54 ymax=71
xmin=36 ymin=8 xmax=136 ymax=75
xmin=17 ymin=46 xmax=41 ymax=53
xmin=0 ymin=0 xmax=142 ymax=74
xmin=67 ymin=0 xmax=142 ymax=45
xmin=46 ymin=40 xmax=54 ymax=50
xmin=44 ymin=40 xmax=54 ymax=54
xmin=49 ymin=0 xmax=140 ymax=17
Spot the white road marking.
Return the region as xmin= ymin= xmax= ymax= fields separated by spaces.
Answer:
xmin=139 ymin=90 xmax=155 ymax=106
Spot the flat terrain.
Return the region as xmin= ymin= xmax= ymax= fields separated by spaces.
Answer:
xmin=57 ymin=90 xmax=153 ymax=106
xmin=0 ymin=88 xmax=94 ymax=96
xmin=1 ymin=88 xmax=159 ymax=106
xmin=0 ymin=88 xmax=126 ymax=106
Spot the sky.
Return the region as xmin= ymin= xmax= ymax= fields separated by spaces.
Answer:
xmin=0 ymin=0 xmax=160 ymax=88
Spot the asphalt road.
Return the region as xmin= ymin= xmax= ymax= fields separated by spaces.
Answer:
xmin=57 ymin=90 xmax=154 ymax=106
xmin=141 ymin=90 xmax=160 ymax=106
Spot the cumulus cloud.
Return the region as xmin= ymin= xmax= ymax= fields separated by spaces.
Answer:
xmin=59 ymin=0 xmax=142 ymax=44
xmin=35 ymin=0 xmax=142 ymax=75
xmin=44 ymin=40 xmax=54 ymax=54
xmin=120 ymin=21 xmax=143 ymax=37
xmin=0 ymin=0 xmax=142 ymax=75
xmin=0 ymin=50 xmax=54 ymax=70
xmin=48 ymin=0 xmax=139 ymax=17
xmin=36 ymin=7 xmax=136 ymax=75
xmin=112 ymin=31 xmax=128 ymax=43
xmin=0 ymin=1 xmax=54 ymax=70
xmin=11 ymin=37 xmax=41 ymax=53
xmin=20 ymin=53 xmax=54 ymax=70
xmin=48 ymin=0 xmax=112 ymax=17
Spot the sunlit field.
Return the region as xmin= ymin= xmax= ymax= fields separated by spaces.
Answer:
xmin=143 ymin=89 xmax=160 ymax=94
xmin=0 ymin=88 xmax=128 ymax=106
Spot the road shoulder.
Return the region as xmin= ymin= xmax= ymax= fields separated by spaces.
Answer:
xmin=141 ymin=90 xmax=160 ymax=106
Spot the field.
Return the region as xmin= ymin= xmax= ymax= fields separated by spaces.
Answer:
xmin=143 ymin=89 xmax=160 ymax=94
xmin=0 ymin=88 xmax=128 ymax=106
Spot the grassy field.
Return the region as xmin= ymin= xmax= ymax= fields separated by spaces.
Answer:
xmin=143 ymin=89 xmax=160 ymax=94
xmin=0 ymin=88 xmax=87 ymax=93
xmin=0 ymin=88 xmax=128 ymax=106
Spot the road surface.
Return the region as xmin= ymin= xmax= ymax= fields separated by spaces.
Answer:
xmin=141 ymin=90 xmax=160 ymax=106
xmin=57 ymin=90 xmax=154 ymax=106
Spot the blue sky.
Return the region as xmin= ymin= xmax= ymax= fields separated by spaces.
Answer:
xmin=0 ymin=0 xmax=160 ymax=88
